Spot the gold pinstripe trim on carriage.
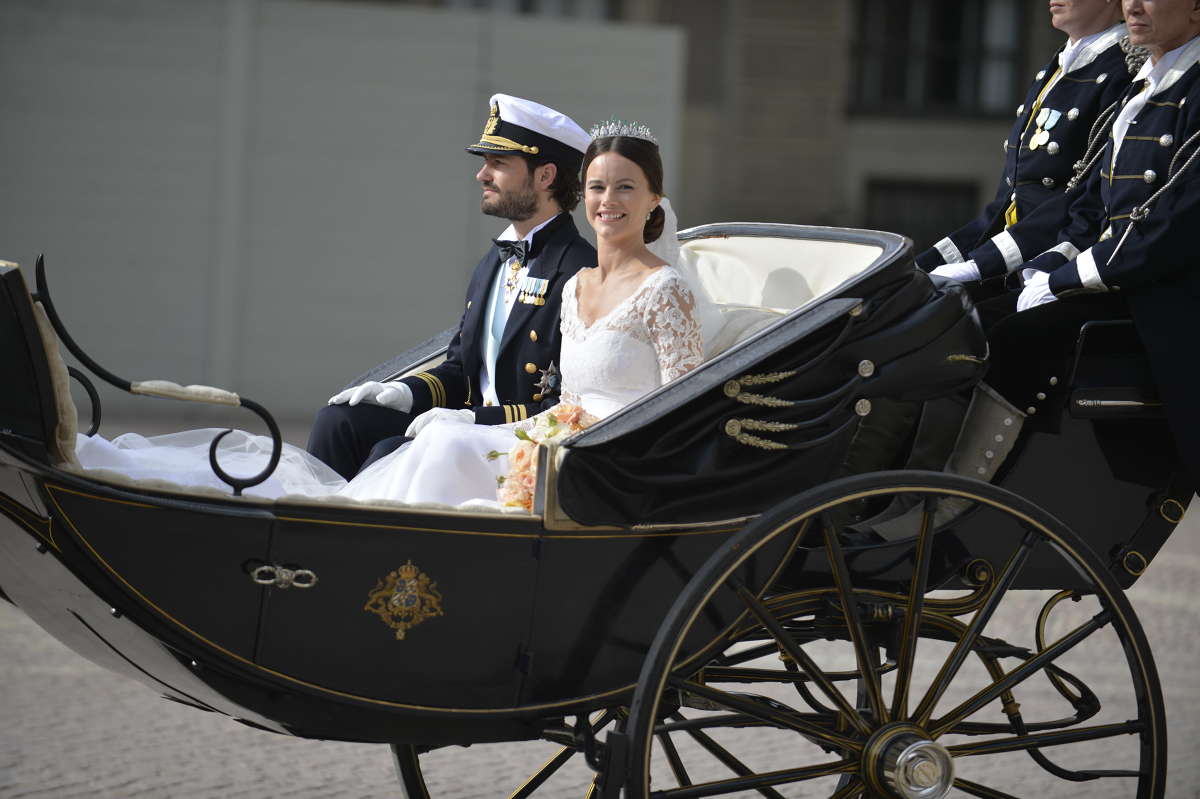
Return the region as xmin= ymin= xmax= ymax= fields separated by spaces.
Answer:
xmin=412 ymin=372 xmax=445 ymax=408
xmin=45 ymin=481 xmax=745 ymax=541
xmin=39 ymin=481 xmax=758 ymax=716
xmin=0 ymin=491 xmax=58 ymax=550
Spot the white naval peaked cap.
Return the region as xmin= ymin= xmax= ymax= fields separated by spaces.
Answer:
xmin=466 ymin=93 xmax=589 ymax=170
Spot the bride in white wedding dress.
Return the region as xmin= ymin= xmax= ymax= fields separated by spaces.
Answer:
xmin=340 ymin=125 xmax=705 ymax=506
xmin=75 ymin=123 xmax=707 ymax=508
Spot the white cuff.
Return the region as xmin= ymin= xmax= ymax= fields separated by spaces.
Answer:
xmin=1076 ymin=248 xmax=1105 ymax=290
xmin=1050 ymin=241 xmax=1081 ymax=261
xmin=993 ymin=230 xmax=1024 ymax=272
xmin=934 ymin=236 xmax=964 ymax=264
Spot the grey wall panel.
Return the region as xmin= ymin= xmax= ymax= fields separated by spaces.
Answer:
xmin=1 ymin=0 xmax=226 ymax=390
xmin=235 ymin=3 xmax=487 ymax=403
xmin=0 ymin=0 xmax=684 ymax=426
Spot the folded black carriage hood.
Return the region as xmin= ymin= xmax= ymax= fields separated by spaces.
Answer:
xmin=552 ymin=224 xmax=987 ymax=528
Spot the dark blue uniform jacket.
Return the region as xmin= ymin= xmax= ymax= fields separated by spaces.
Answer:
xmin=967 ymin=36 xmax=1200 ymax=488
xmin=916 ymin=25 xmax=1132 ymax=268
xmin=400 ymin=211 xmax=595 ymax=426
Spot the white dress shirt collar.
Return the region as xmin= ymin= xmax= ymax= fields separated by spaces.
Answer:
xmin=495 ymin=213 xmax=558 ymax=246
xmin=1138 ymin=34 xmax=1200 ymax=98
xmin=1060 ymin=23 xmax=1126 ymax=74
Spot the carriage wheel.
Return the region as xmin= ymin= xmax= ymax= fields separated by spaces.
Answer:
xmin=623 ymin=471 xmax=1166 ymax=799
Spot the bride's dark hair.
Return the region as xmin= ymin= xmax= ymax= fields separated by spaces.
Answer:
xmin=581 ymin=136 xmax=665 ymax=243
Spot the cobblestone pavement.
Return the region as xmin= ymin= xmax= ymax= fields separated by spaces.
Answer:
xmin=1 ymin=422 xmax=1198 ymax=797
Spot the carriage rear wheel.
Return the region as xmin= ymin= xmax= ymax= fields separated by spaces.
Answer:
xmin=623 ymin=471 xmax=1166 ymax=799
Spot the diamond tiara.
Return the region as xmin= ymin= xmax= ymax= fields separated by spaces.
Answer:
xmin=588 ymin=118 xmax=658 ymax=145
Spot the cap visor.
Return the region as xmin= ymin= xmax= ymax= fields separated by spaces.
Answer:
xmin=466 ymin=141 xmax=521 ymax=156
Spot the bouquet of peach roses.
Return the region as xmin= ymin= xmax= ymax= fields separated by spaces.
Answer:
xmin=490 ymin=404 xmax=598 ymax=512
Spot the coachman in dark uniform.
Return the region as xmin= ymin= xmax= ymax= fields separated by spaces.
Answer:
xmin=940 ymin=0 xmax=1200 ymax=494
xmin=919 ymin=2 xmax=1132 ymax=272
xmin=308 ymin=94 xmax=596 ymax=479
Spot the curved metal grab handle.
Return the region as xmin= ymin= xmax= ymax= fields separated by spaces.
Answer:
xmin=66 ymin=366 xmax=101 ymax=437
xmin=34 ymin=255 xmax=283 ymax=496
xmin=208 ymin=398 xmax=283 ymax=496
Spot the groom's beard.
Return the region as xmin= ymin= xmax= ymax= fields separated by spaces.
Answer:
xmin=481 ymin=177 xmax=539 ymax=222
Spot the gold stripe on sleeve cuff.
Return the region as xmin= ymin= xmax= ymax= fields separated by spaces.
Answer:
xmin=413 ymin=372 xmax=445 ymax=407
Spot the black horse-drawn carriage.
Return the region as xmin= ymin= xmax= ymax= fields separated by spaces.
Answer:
xmin=0 ymin=223 xmax=1189 ymax=798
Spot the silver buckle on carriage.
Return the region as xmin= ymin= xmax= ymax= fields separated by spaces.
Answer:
xmin=251 ymin=564 xmax=319 ymax=589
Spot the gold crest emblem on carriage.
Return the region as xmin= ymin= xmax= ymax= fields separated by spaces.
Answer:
xmin=364 ymin=560 xmax=444 ymax=640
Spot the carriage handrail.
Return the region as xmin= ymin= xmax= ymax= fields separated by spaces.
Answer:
xmin=32 ymin=256 xmax=283 ymax=496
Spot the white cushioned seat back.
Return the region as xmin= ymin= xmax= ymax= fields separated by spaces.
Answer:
xmin=679 ymin=236 xmax=882 ymax=311
xmin=676 ymin=235 xmax=884 ymax=357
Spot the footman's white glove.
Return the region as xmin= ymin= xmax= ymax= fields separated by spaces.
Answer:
xmin=1016 ymin=269 xmax=1056 ymax=312
xmin=327 ymin=380 xmax=413 ymax=413
xmin=405 ymin=407 xmax=476 ymax=438
xmin=930 ymin=260 xmax=982 ymax=282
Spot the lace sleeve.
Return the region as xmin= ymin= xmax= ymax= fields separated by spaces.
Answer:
xmin=642 ymin=273 xmax=705 ymax=384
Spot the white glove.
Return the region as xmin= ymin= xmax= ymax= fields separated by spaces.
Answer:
xmin=930 ymin=260 xmax=982 ymax=282
xmin=327 ymin=380 xmax=413 ymax=413
xmin=1016 ymin=269 xmax=1057 ymax=312
xmin=405 ymin=407 xmax=476 ymax=438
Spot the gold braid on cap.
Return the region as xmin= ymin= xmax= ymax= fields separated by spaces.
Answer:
xmin=588 ymin=118 xmax=658 ymax=145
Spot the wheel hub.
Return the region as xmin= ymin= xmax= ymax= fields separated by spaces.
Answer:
xmin=863 ymin=724 xmax=954 ymax=799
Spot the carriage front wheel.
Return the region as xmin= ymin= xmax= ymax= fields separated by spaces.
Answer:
xmin=622 ymin=471 xmax=1166 ymax=799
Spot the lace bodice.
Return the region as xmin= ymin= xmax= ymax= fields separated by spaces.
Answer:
xmin=554 ymin=265 xmax=704 ymax=418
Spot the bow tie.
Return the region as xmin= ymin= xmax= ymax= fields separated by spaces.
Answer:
xmin=494 ymin=239 xmax=529 ymax=266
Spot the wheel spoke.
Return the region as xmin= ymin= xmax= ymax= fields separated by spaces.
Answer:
xmin=669 ymin=677 xmax=862 ymax=751
xmin=507 ymin=747 xmax=576 ymax=799
xmin=913 ymin=529 xmax=1037 ymax=726
xmin=732 ymin=580 xmax=873 ymax=736
xmin=827 ymin=776 xmax=864 ymax=799
xmin=948 ymin=720 xmax=1145 ymax=759
xmin=509 ymin=710 xmax=616 ymax=799
xmin=953 ymin=777 xmax=1024 ymax=798
xmin=821 ymin=515 xmax=888 ymax=724
xmin=890 ymin=496 xmax=937 ymax=720
xmin=657 ymin=730 xmax=692 ymax=787
xmin=650 ymin=759 xmax=855 ymax=799
xmin=931 ymin=611 xmax=1111 ymax=737
xmin=674 ymin=718 xmax=789 ymax=799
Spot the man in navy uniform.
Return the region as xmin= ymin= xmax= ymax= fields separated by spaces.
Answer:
xmin=307 ymin=94 xmax=595 ymax=479
xmin=936 ymin=0 xmax=1200 ymax=491
xmin=918 ymin=0 xmax=1131 ymax=272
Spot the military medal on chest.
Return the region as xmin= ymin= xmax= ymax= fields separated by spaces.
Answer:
xmin=518 ymin=275 xmax=550 ymax=305
xmin=505 ymin=259 xmax=524 ymax=295
xmin=1028 ymin=107 xmax=1061 ymax=151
